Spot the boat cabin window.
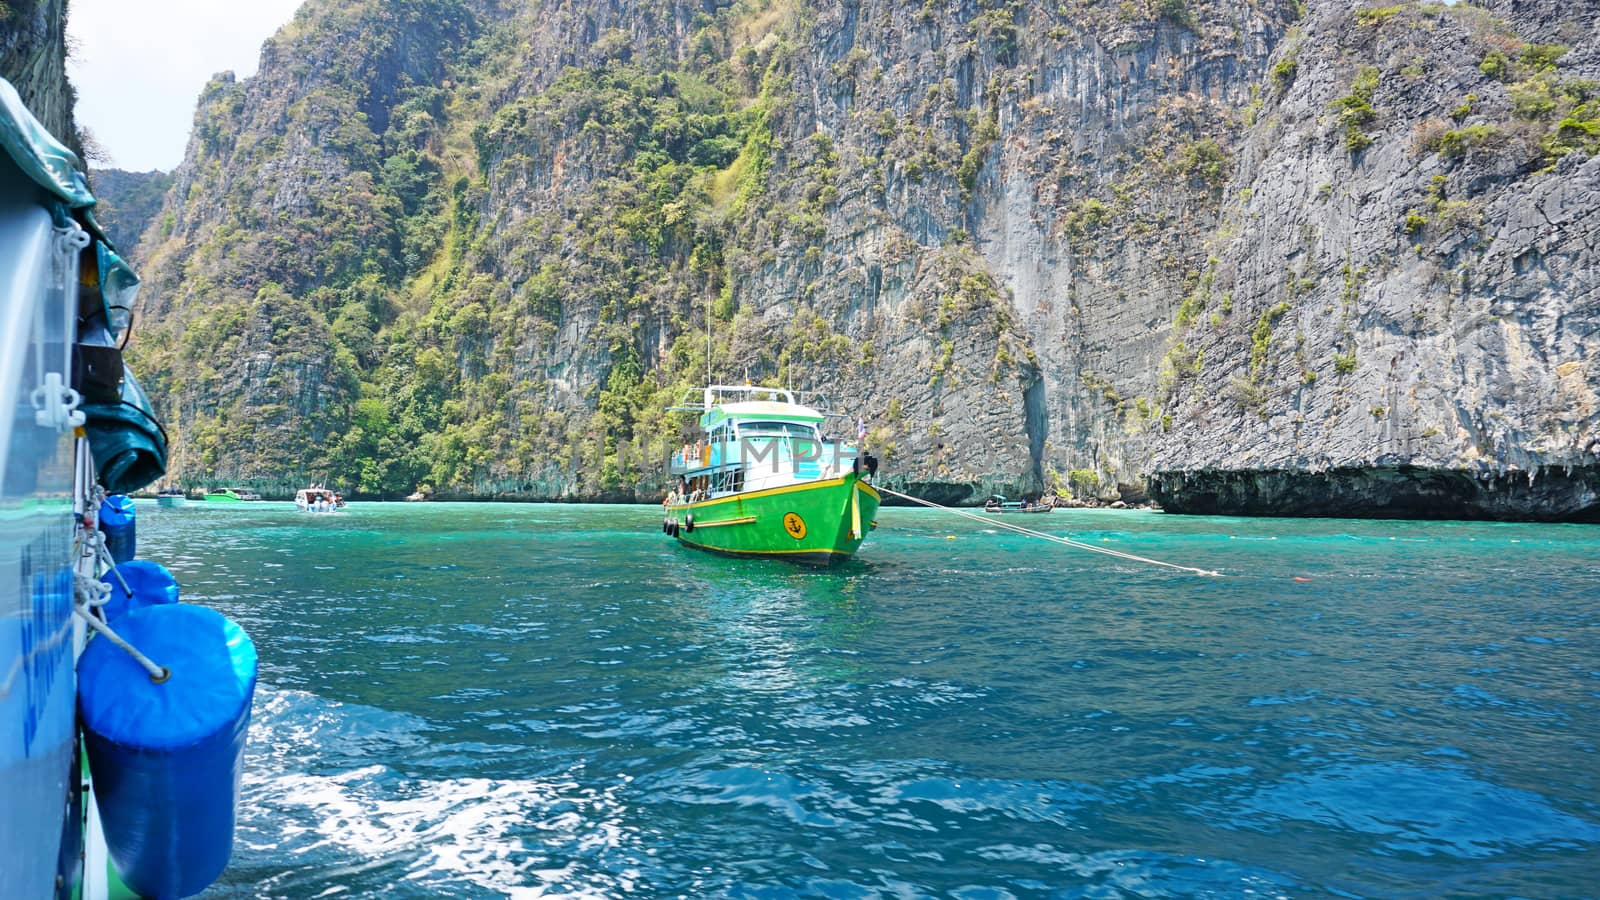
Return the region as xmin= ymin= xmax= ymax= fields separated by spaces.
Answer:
xmin=715 ymin=467 xmax=744 ymax=494
xmin=735 ymin=421 xmax=819 ymax=440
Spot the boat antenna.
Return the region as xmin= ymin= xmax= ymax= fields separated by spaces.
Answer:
xmin=706 ymin=289 xmax=713 ymax=387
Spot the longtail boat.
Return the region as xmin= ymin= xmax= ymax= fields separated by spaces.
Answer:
xmin=983 ymin=495 xmax=1054 ymax=514
xmin=662 ymin=385 xmax=880 ymax=565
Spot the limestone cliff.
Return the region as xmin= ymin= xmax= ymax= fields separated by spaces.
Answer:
xmin=1146 ymin=1 xmax=1599 ymax=520
xmin=124 ymin=0 xmax=1599 ymax=518
xmin=89 ymin=168 xmax=173 ymax=259
xmin=0 ymin=0 xmax=76 ymax=146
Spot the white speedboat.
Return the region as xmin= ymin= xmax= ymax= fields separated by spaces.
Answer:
xmin=294 ymin=486 xmax=344 ymax=512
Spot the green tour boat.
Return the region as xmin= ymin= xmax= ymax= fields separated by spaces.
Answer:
xmin=203 ymin=488 xmax=261 ymax=502
xmin=662 ymin=385 xmax=881 ymax=565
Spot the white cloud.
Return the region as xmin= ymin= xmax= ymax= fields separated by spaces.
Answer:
xmin=66 ymin=0 xmax=304 ymax=171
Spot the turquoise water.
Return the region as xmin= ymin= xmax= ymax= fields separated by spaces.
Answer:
xmin=135 ymin=502 xmax=1600 ymax=898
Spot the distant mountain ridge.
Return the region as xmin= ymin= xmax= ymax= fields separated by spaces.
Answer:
xmin=90 ymin=168 xmax=173 ymax=260
xmin=112 ymin=0 xmax=1599 ymax=517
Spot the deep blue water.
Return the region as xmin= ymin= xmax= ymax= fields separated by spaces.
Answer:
xmin=134 ymin=502 xmax=1600 ymax=898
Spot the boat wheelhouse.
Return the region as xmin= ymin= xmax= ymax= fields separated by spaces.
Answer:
xmin=662 ymin=385 xmax=880 ymax=564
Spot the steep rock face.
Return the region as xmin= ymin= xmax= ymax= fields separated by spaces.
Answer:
xmin=1146 ymin=1 xmax=1600 ymax=517
xmin=128 ymin=0 xmax=1599 ymax=516
xmin=0 ymin=0 xmax=75 ymax=144
xmin=131 ymin=0 xmax=478 ymax=484
xmin=89 ymin=168 xmax=173 ymax=259
xmin=729 ymin=0 xmax=1295 ymax=502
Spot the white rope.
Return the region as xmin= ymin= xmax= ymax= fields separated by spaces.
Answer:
xmin=78 ymin=527 xmax=134 ymax=601
xmin=73 ymin=574 xmax=168 ymax=683
xmin=76 ymin=572 xmax=111 ymax=609
xmin=72 ymin=510 xmax=169 ymax=682
xmin=877 ymin=486 xmax=1223 ymax=577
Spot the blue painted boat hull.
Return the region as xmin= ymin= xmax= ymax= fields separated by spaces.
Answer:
xmin=0 ymin=106 xmax=87 ymax=899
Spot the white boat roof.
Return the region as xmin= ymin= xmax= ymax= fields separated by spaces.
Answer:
xmin=676 ymin=385 xmax=829 ymax=428
xmin=703 ymin=399 xmax=824 ymax=428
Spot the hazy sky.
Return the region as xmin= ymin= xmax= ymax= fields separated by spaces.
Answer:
xmin=66 ymin=0 xmax=304 ymax=172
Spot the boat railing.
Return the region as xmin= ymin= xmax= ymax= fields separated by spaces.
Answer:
xmin=666 ymin=386 xmax=860 ymax=424
xmin=668 ymin=444 xmax=713 ymax=473
xmin=668 ymin=384 xmax=826 ymax=412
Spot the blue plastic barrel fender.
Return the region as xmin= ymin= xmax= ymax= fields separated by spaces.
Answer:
xmin=98 ymin=559 xmax=179 ymax=623
xmin=98 ymin=495 xmax=136 ymax=563
xmin=77 ymin=604 xmax=257 ymax=900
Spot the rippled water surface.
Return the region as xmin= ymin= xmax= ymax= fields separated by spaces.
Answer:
xmin=136 ymin=502 xmax=1600 ymax=898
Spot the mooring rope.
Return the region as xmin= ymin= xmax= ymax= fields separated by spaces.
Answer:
xmin=76 ymin=526 xmax=134 ymax=602
xmin=71 ymin=509 xmax=169 ymax=682
xmin=876 ymin=486 xmax=1222 ymax=577
xmin=72 ymin=573 xmax=169 ymax=682
xmin=74 ymin=606 xmax=170 ymax=683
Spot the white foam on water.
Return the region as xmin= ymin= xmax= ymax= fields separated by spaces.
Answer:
xmin=241 ymin=686 xmax=640 ymax=897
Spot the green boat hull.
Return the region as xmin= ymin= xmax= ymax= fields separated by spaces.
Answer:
xmin=665 ymin=474 xmax=881 ymax=565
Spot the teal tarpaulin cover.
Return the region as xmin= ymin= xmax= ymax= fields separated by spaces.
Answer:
xmin=3 ymin=76 xmax=166 ymax=493
xmin=0 ymin=77 xmax=95 ymax=208
xmin=96 ymin=241 xmax=140 ymax=334
xmin=82 ymin=366 xmax=167 ymax=494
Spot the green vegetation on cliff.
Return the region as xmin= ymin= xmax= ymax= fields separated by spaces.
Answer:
xmin=117 ymin=0 xmax=1598 ymax=512
xmin=89 ymin=168 xmax=173 ymax=258
xmin=135 ymin=0 xmax=832 ymax=497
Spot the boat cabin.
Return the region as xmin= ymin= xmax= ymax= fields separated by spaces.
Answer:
xmin=667 ymin=385 xmax=858 ymax=501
